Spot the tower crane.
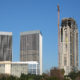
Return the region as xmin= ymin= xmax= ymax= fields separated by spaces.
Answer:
xmin=57 ymin=4 xmax=60 ymax=68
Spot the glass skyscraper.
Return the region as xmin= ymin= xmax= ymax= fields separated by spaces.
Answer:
xmin=20 ymin=30 xmax=42 ymax=75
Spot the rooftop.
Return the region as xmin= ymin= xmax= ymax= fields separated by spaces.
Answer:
xmin=0 ymin=61 xmax=38 ymax=64
xmin=62 ymin=18 xmax=76 ymax=22
xmin=0 ymin=32 xmax=12 ymax=35
xmin=61 ymin=18 xmax=77 ymax=28
xmin=20 ymin=30 xmax=42 ymax=35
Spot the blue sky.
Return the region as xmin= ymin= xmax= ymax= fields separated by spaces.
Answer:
xmin=0 ymin=0 xmax=80 ymax=72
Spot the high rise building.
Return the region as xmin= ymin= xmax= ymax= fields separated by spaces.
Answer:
xmin=59 ymin=18 xmax=79 ymax=75
xmin=0 ymin=32 xmax=12 ymax=61
xmin=20 ymin=30 xmax=42 ymax=75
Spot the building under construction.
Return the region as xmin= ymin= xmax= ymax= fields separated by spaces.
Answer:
xmin=59 ymin=18 xmax=79 ymax=75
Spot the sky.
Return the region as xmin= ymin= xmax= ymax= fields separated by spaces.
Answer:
xmin=0 ymin=0 xmax=80 ymax=72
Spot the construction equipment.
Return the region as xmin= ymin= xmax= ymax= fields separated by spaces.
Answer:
xmin=57 ymin=4 xmax=60 ymax=68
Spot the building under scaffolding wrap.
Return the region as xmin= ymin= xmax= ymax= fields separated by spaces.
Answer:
xmin=59 ymin=18 xmax=79 ymax=75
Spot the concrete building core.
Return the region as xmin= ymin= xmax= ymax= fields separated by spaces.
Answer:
xmin=59 ymin=18 xmax=79 ymax=75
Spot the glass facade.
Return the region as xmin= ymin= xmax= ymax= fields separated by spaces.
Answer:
xmin=20 ymin=33 xmax=39 ymax=62
xmin=0 ymin=62 xmax=38 ymax=77
xmin=0 ymin=33 xmax=12 ymax=61
xmin=28 ymin=64 xmax=37 ymax=74
xmin=0 ymin=31 xmax=42 ymax=76
xmin=11 ymin=64 xmax=28 ymax=77
xmin=20 ymin=31 xmax=42 ymax=75
xmin=0 ymin=64 xmax=5 ymax=74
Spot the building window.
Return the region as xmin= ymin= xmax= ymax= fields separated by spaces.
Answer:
xmin=28 ymin=64 xmax=37 ymax=74
xmin=64 ymin=57 xmax=67 ymax=66
xmin=61 ymin=28 xmax=63 ymax=42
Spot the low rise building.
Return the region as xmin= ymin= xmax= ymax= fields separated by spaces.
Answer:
xmin=0 ymin=61 xmax=38 ymax=77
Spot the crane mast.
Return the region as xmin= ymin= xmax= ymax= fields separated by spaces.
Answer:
xmin=57 ymin=5 xmax=60 ymax=68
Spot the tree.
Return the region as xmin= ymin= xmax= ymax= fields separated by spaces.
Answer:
xmin=75 ymin=76 xmax=80 ymax=80
xmin=68 ymin=71 xmax=78 ymax=80
xmin=50 ymin=67 xmax=64 ymax=80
